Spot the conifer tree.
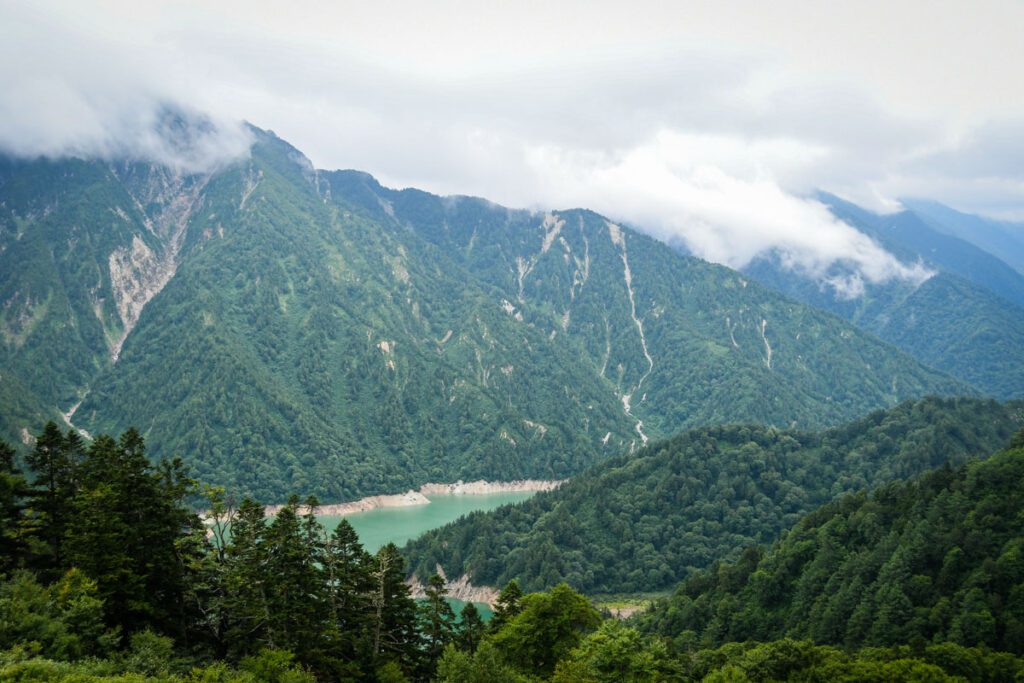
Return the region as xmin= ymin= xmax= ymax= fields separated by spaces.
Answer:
xmin=420 ymin=573 xmax=456 ymax=670
xmin=457 ymin=602 xmax=485 ymax=653
xmin=223 ymin=498 xmax=271 ymax=657
xmin=370 ymin=543 xmax=419 ymax=673
xmin=65 ymin=430 xmax=199 ymax=638
xmin=0 ymin=441 xmax=28 ymax=572
xmin=323 ymin=518 xmax=373 ymax=658
xmin=262 ymin=496 xmax=330 ymax=665
xmin=24 ymin=422 xmax=79 ymax=573
xmin=490 ymin=579 xmax=524 ymax=632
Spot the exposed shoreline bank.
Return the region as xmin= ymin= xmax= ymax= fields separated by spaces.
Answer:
xmin=408 ymin=566 xmax=500 ymax=607
xmin=261 ymin=478 xmax=565 ymax=518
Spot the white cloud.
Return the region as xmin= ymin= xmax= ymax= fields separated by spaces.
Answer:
xmin=522 ymin=131 xmax=934 ymax=294
xmin=0 ymin=0 xmax=1020 ymax=285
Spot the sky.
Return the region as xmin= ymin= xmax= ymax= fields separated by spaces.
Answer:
xmin=2 ymin=0 xmax=1023 ymax=293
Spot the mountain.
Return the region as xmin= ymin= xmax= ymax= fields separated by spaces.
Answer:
xmin=744 ymin=194 xmax=1024 ymax=399
xmin=638 ymin=435 xmax=1024 ymax=655
xmin=1 ymin=127 xmax=969 ymax=500
xmin=903 ymin=198 xmax=1024 ymax=276
xmin=401 ymin=397 xmax=1022 ymax=594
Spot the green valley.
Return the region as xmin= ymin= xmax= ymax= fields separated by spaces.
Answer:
xmin=402 ymin=397 xmax=1023 ymax=594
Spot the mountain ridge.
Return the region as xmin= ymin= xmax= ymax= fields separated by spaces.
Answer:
xmin=0 ymin=127 xmax=973 ymax=499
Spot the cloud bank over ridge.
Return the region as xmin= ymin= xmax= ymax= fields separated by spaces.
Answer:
xmin=2 ymin=1 xmax=1020 ymax=291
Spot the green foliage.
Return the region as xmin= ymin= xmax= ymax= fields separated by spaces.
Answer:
xmin=640 ymin=445 xmax=1024 ymax=655
xmin=418 ymin=573 xmax=456 ymax=672
xmin=489 ymin=579 xmax=524 ymax=633
xmin=490 ymin=583 xmax=602 ymax=677
xmin=0 ymin=569 xmax=115 ymax=660
xmin=0 ymin=440 xmax=28 ymax=572
xmin=680 ymin=639 xmax=1024 ymax=682
xmin=22 ymin=422 xmax=81 ymax=574
xmin=368 ymin=543 xmax=420 ymax=675
xmin=551 ymin=620 xmax=682 ymax=682
xmin=64 ymin=429 xmax=202 ymax=639
xmin=2 ymin=130 xmax=972 ymax=502
xmin=404 ymin=397 xmax=1022 ymax=594
xmin=434 ymin=641 xmax=531 ymax=683
xmin=456 ymin=602 xmax=485 ymax=653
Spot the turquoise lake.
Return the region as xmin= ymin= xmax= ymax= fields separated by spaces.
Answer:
xmin=317 ymin=491 xmax=537 ymax=619
xmin=316 ymin=491 xmax=535 ymax=552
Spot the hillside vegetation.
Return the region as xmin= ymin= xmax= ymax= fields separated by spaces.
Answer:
xmin=1 ymin=129 xmax=971 ymax=500
xmin=639 ymin=436 xmax=1024 ymax=656
xmin=403 ymin=398 xmax=1023 ymax=594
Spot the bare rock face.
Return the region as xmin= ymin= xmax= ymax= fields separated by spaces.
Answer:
xmin=407 ymin=564 xmax=500 ymax=607
xmin=105 ymin=165 xmax=209 ymax=360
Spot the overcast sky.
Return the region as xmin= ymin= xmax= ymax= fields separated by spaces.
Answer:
xmin=2 ymin=0 xmax=1023 ymax=292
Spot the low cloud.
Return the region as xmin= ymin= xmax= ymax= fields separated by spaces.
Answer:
xmin=0 ymin=4 xmax=251 ymax=173
xmin=522 ymin=131 xmax=934 ymax=296
xmin=0 ymin=1 xmax=1019 ymax=287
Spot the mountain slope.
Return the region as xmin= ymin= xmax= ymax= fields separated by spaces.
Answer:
xmin=824 ymin=192 xmax=1024 ymax=308
xmin=1 ymin=128 xmax=971 ymax=500
xmin=903 ymin=197 xmax=1024 ymax=276
xmin=402 ymin=397 xmax=1022 ymax=594
xmin=639 ymin=437 xmax=1024 ymax=655
xmin=323 ymin=171 xmax=967 ymax=442
xmin=76 ymin=131 xmax=637 ymax=500
xmin=745 ymin=195 xmax=1024 ymax=399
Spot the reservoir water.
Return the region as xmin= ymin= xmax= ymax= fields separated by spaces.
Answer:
xmin=317 ymin=490 xmax=537 ymax=619
xmin=317 ymin=491 xmax=535 ymax=552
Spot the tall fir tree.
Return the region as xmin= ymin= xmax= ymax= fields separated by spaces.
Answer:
xmin=457 ymin=602 xmax=485 ymax=653
xmin=419 ymin=573 xmax=457 ymax=672
xmin=24 ymin=422 xmax=79 ymax=574
xmin=0 ymin=441 xmax=28 ymax=573
xmin=370 ymin=543 xmax=420 ymax=675
xmin=489 ymin=579 xmax=524 ymax=633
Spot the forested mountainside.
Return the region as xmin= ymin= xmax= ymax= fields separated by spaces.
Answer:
xmin=323 ymin=170 xmax=968 ymax=441
xmin=746 ymin=193 xmax=1024 ymax=398
xmin=4 ymin=422 xmax=1024 ymax=682
xmin=1 ymin=126 xmax=969 ymax=500
xmin=639 ymin=438 xmax=1024 ymax=656
xmin=402 ymin=397 xmax=1023 ymax=594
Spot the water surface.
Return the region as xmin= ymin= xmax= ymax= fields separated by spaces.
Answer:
xmin=318 ymin=491 xmax=535 ymax=553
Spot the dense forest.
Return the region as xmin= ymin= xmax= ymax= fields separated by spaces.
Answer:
xmin=403 ymin=397 xmax=1023 ymax=594
xmin=745 ymin=192 xmax=1024 ymax=400
xmin=1 ymin=128 xmax=973 ymax=503
xmin=639 ymin=439 xmax=1024 ymax=656
xmin=4 ymin=422 xmax=1024 ymax=681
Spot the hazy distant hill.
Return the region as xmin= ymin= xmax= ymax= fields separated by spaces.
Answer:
xmin=745 ymin=194 xmax=1024 ymax=399
xmin=903 ymin=197 xmax=1024 ymax=276
xmin=0 ymin=127 xmax=969 ymax=500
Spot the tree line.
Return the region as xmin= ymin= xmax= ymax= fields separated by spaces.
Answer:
xmin=4 ymin=420 xmax=1024 ymax=681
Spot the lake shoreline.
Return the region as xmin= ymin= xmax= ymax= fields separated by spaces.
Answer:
xmin=262 ymin=478 xmax=565 ymax=518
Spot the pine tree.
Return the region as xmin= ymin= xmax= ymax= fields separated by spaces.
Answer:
xmin=0 ymin=441 xmax=28 ymax=572
xmin=370 ymin=543 xmax=419 ymax=673
xmin=420 ymin=573 xmax=456 ymax=670
xmin=490 ymin=579 xmax=524 ymax=632
xmin=457 ymin=602 xmax=485 ymax=653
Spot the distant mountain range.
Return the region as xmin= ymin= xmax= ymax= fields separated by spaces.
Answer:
xmin=0 ymin=125 xmax=989 ymax=501
xmin=746 ymin=193 xmax=1024 ymax=399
